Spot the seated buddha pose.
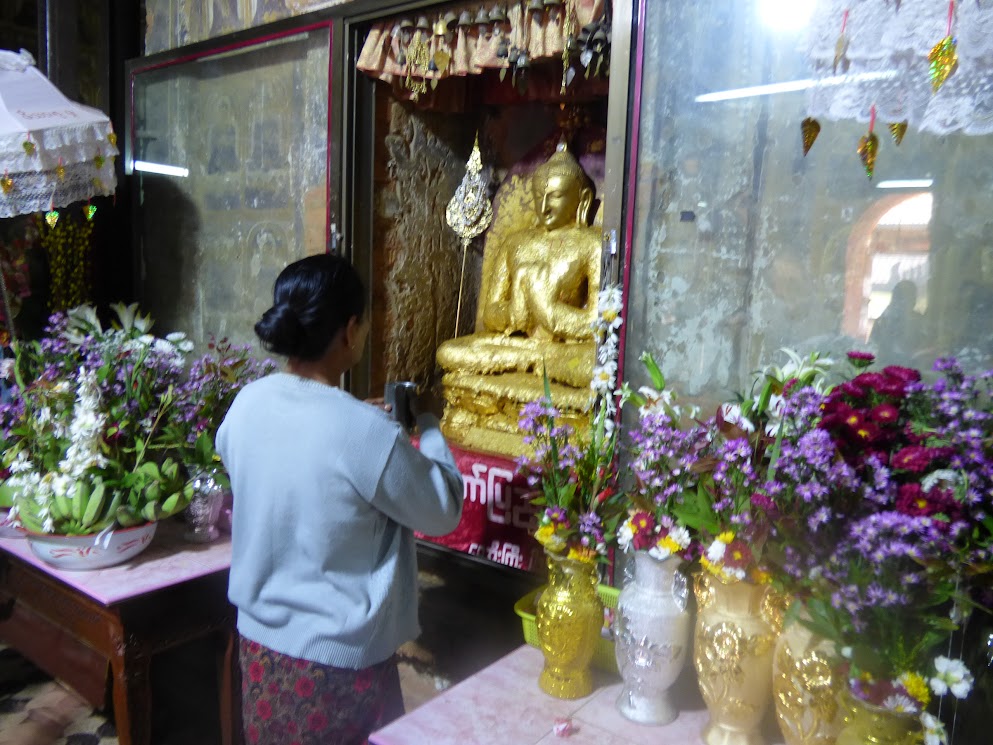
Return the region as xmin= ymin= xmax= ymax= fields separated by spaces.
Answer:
xmin=436 ymin=142 xmax=603 ymax=457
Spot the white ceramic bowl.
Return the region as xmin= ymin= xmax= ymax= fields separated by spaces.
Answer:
xmin=25 ymin=522 xmax=158 ymax=571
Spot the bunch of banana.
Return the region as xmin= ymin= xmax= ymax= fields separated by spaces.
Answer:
xmin=114 ymin=457 xmax=194 ymax=528
xmin=15 ymin=478 xmax=121 ymax=536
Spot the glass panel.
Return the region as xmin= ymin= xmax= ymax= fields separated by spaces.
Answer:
xmin=130 ymin=29 xmax=330 ymax=348
xmin=625 ymin=1 xmax=993 ymax=404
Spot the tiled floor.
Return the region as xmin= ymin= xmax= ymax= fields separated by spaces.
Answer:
xmin=0 ymin=550 xmax=539 ymax=744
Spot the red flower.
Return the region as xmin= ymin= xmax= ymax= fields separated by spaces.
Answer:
xmin=750 ymin=492 xmax=776 ymax=516
xmin=852 ymin=372 xmax=889 ymax=393
xmin=294 ymin=677 xmax=315 ymax=698
xmin=896 ymin=484 xmax=935 ymax=517
xmin=247 ymin=725 xmax=259 ymax=744
xmin=846 ymin=350 xmax=876 ymax=367
xmin=839 ymin=380 xmax=868 ymax=400
xmin=354 ymin=668 xmax=374 ymax=693
xmin=249 ymin=661 xmax=265 ymax=683
xmin=892 ymin=446 xmax=933 ymax=473
xmin=723 ymin=539 xmax=753 ymax=570
xmin=630 ymin=511 xmax=657 ymax=551
xmin=247 ymin=641 xmax=261 ymax=655
xmin=256 ymin=699 xmax=272 ymax=721
xmin=882 ymin=365 xmax=921 ymax=385
xmin=307 ymin=712 xmax=329 ymax=732
xmin=869 ymin=403 xmax=900 ymax=424
xmin=596 ymin=487 xmax=615 ymax=504
xmin=851 ymin=421 xmax=881 ymax=443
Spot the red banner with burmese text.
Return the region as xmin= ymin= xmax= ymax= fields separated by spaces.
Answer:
xmin=415 ymin=443 xmax=539 ymax=573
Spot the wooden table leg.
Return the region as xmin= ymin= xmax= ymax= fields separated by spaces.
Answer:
xmin=110 ymin=639 xmax=153 ymax=745
xmin=219 ymin=628 xmax=243 ymax=745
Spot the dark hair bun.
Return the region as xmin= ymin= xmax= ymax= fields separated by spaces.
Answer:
xmin=254 ymin=303 xmax=306 ymax=357
xmin=254 ymin=254 xmax=366 ymax=361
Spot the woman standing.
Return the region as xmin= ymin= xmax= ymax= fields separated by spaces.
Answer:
xmin=217 ymin=254 xmax=463 ymax=744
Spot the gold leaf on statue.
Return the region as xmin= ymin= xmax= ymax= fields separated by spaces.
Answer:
xmin=888 ymin=121 xmax=908 ymax=146
xmin=928 ymin=35 xmax=958 ymax=92
xmin=857 ymin=132 xmax=879 ymax=180
xmin=801 ymin=117 xmax=821 ymax=156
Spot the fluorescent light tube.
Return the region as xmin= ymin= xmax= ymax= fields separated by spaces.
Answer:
xmin=133 ymin=160 xmax=189 ymax=178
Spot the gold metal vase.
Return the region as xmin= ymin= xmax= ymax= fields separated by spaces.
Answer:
xmin=693 ymin=574 xmax=781 ymax=745
xmin=773 ymin=611 xmax=844 ymax=745
xmin=535 ymin=549 xmax=603 ymax=699
xmin=835 ymin=692 xmax=922 ymax=745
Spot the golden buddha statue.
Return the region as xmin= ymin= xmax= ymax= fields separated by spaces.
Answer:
xmin=437 ymin=142 xmax=602 ymax=457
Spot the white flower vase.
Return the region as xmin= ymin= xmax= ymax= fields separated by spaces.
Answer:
xmin=613 ymin=551 xmax=691 ymax=724
xmin=184 ymin=471 xmax=225 ymax=543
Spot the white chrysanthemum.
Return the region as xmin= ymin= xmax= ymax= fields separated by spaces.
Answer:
xmin=921 ymin=713 xmax=947 ymax=745
xmin=648 ymin=543 xmax=672 ymax=561
xmin=882 ymin=694 xmax=918 ymax=713
xmin=668 ymin=526 xmax=691 ymax=550
xmin=930 ymin=657 xmax=973 ymax=699
xmin=921 ymin=469 xmax=961 ymax=493
xmin=706 ymin=538 xmax=727 ymax=563
xmin=616 ymin=521 xmax=634 ymax=551
xmin=598 ymin=286 xmax=623 ymax=310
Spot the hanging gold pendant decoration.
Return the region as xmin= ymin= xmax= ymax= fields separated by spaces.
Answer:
xmin=858 ymin=105 xmax=879 ymax=180
xmin=888 ymin=121 xmax=908 ymax=146
xmin=85 ymin=204 xmax=97 ymax=221
xmin=833 ymin=10 xmax=850 ymax=74
xmin=108 ymin=132 xmax=117 ymax=147
xmin=22 ymin=139 xmax=35 ymax=156
xmin=928 ymin=35 xmax=958 ymax=92
xmin=445 ymin=134 xmax=493 ymax=338
xmin=929 ymin=2 xmax=958 ymax=93
xmin=55 ymin=158 xmax=66 ymax=181
xmin=1 ymin=174 xmax=13 ymax=194
xmin=801 ymin=117 xmax=821 ymax=156
xmin=44 ymin=209 xmax=59 ymax=228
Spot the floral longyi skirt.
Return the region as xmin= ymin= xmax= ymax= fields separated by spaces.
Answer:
xmin=239 ymin=637 xmax=405 ymax=745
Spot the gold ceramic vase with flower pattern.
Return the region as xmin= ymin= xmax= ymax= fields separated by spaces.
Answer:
xmin=535 ymin=549 xmax=603 ymax=699
xmin=835 ymin=692 xmax=922 ymax=745
xmin=773 ymin=612 xmax=844 ymax=745
xmin=693 ymin=574 xmax=782 ymax=745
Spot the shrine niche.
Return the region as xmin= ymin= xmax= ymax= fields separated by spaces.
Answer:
xmin=356 ymin=1 xmax=613 ymax=462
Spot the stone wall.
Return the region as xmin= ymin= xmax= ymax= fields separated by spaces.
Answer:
xmin=625 ymin=1 xmax=993 ymax=407
xmin=135 ymin=30 xmax=329 ymax=349
xmin=144 ymin=0 xmax=350 ymax=54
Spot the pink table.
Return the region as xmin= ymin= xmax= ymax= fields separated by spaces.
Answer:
xmin=371 ymin=645 xmax=786 ymax=745
xmin=0 ymin=519 xmax=239 ymax=745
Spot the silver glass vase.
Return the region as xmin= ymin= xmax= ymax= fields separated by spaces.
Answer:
xmin=614 ymin=551 xmax=691 ymax=724
xmin=184 ymin=470 xmax=225 ymax=543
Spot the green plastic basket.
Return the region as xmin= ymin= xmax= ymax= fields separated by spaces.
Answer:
xmin=514 ymin=584 xmax=619 ymax=674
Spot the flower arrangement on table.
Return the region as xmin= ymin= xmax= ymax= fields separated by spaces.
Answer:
xmin=623 ymin=348 xmax=834 ymax=583
xmin=761 ymin=352 xmax=993 ymax=743
xmin=0 ymin=305 xmax=274 ymax=537
xmin=515 ymin=286 xmax=627 ymax=564
xmin=161 ymin=335 xmax=276 ymax=484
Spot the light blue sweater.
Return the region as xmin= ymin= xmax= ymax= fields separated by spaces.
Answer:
xmin=216 ymin=373 xmax=463 ymax=669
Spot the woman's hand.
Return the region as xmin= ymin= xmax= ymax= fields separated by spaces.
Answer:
xmin=365 ymin=396 xmax=393 ymax=415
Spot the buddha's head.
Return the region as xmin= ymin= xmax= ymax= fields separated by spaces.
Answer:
xmin=531 ymin=143 xmax=594 ymax=231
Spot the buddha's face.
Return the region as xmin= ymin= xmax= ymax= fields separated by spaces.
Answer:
xmin=534 ymin=173 xmax=583 ymax=231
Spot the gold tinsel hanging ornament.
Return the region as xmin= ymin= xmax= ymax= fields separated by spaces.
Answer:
xmin=801 ymin=117 xmax=821 ymax=156
xmin=857 ymin=105 xmax=879 ymax=180
xmin=834 ymin=9 xmax=850 ymax=75
xmin=888 ymin=120 xmax=908 ymax=146
xmin=929 ymin=1 xmax=958 ymax=93
xmin=445 ymin=135 xmax=493 ymax=338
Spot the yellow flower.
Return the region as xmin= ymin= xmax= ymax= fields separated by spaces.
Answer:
xmin=701 ymin=556 xmax=722 ymax=576
xmin=567 ymin=546 xmax=597 ymax=564
xmin=660 ymin=535 xmax=682 ymax=554
xmin=535 ymin=524 xmax=555 ymax=545
xmin=749 ymin=567 xmax=772 ymax=584
xmin=899 ymin=672 xmax=931 ymax=707
xmin=717 ymin=530 xmax=735 ymax=544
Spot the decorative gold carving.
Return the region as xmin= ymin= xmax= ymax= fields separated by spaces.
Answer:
xmin=437 ymin=142 xmax=602 ymax=457
xmin=693 ymin=579 xmax=776 ymax=745
xmin=836 ymin=692 xmax=922 ymax=745
xmin=535 ymin=550 xmax=602 ymax=699
xmin=774 ymin=642 xmax=840 ymax=745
